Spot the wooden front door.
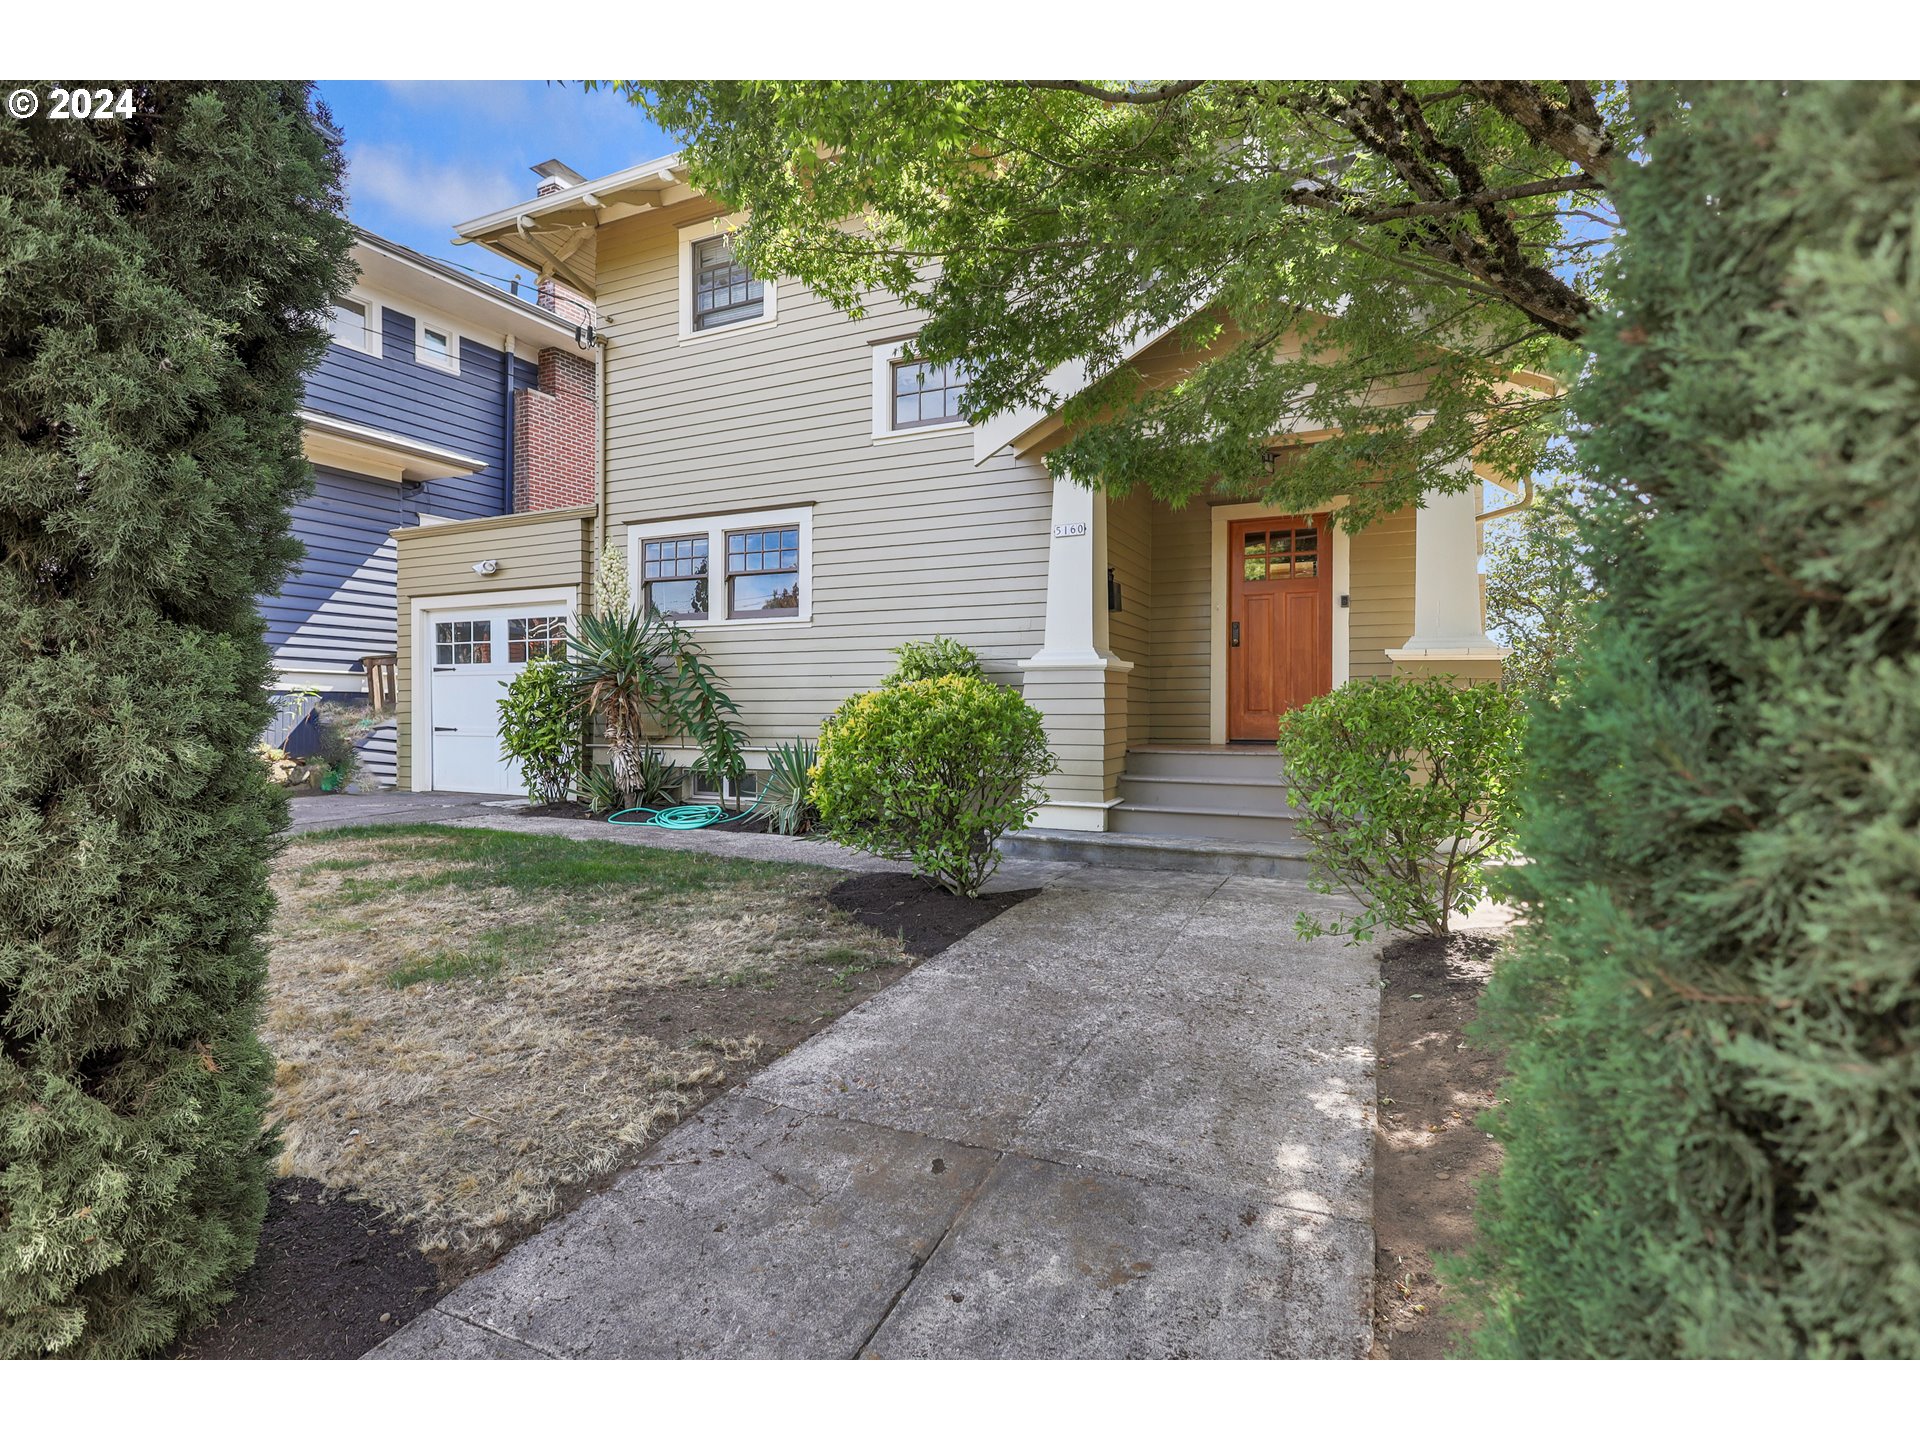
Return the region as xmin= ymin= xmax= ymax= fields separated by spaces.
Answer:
xmin=1228 ymin=515 xmax=1332 ymax=740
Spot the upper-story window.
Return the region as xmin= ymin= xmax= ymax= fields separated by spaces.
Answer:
xmin=416 ymin=322 xmax=459 ymax=374
xmin=890 ymin=357 xmax=968 ymax=430
xmin=871 ymin=339 xmax=971 ymax=439
xmin=679 ymin=220 xmax=778 ymax=341
xmin=692 ymin=236 xmax=765 ymax=331
xmin=330 ymin=297 xmax=372 ymax=352
xmin=630 ymin=507 xmax=812 ymax=626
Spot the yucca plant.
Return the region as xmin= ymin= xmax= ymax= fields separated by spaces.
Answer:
xmin=580 ymin=763 xmax=625 ymax=816
xmin=562 ymin=606 xmax=747 ymax=808
xmin=762 ymin=737 xmax=819 ymax=835
xmin=630 ymin=744 xmax=687 ymax=808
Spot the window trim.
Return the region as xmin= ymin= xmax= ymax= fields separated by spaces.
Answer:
xmin=627 ymin=506 xmax=813 ymax=628
xmin=329 ymin=291 xmax=381 ymax=356
xmin=412 ymin=311 xmax=462 ymax=374
xmin=677 ymin=216 xmax=778 ymax=343
xmin=870 ymin=337 xmax=969 ymax=440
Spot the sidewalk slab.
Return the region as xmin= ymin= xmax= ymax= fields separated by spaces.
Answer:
xmin=861 ymin=1156 xmax=1372 ymax=1360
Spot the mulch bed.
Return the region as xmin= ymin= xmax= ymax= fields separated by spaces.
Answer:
xmin=1370 ymin=929 xmax=1507 ymax=1360
xmin=826 ymin=870 xmax=1040 ymax=958
xmin=173 ymin=866 xmax=1030 ymax=1360
xmin=172 ymin=1178 xmax=437 ymax=1360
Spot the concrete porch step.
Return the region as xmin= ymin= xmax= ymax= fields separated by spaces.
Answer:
xmin=999 ymin=827 xmax=1313 ymax=880
xmin=1124 ymin=747 xmax=1282 ymax=782
xmin=1116 ymin=772 xmax=1297 ymax=815
xmin=1108 ymin=803 xmax=1300 ymax=844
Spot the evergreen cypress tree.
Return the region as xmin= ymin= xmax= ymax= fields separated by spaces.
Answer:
xmin=0 ymin=82 xmax=352 ymax=1356
xmin=1459 ymin=81 xmax=1920 ymax=1358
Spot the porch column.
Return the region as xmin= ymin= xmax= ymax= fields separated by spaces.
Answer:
xmin=1386 ymin=465 xmax=1508 ymax=683
xmin=1020 ymin=472 xmax=1131 ymax=831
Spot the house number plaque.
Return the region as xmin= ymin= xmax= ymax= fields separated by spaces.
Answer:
xmin=1052 ymin=522 xmax=1089 ymax=538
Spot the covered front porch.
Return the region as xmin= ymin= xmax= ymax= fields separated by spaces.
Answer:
xmin=1017 ymin=473 xmax=1505 ymax=839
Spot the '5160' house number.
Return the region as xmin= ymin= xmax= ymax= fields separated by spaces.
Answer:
xmin=1052 ymin=521 xmax=1089 ymax=538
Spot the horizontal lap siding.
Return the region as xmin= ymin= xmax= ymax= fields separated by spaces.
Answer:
xmin=1149 ymin=502 xmax=1214 ymax=743
xmin=393 ymin=508 xmax=593 ymax=789
xmin=1348 ymin=506 xmax=1415 ymax=680
xmin=597 ymin=209 xmax=1052 ymax=744
xmin=263 ymin=467 xmax=404 ymax=686
xmin=1105 ymin=490 xmax=1153 ymax=746
xmin=303 ymin=310 xmax=536 ymax=522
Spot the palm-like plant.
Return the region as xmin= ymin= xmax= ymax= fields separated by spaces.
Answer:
xmin=562 ymin=606 xmax=747 ymax=808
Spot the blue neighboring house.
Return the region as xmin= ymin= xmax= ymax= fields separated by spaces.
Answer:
xmin=265 ymin=226 xmax=585 ymax=781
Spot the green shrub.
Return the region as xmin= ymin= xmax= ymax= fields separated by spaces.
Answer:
xmin=814 ymin=676 xmax=1054 ymax=897
xmin=1456 ymin=81 xmax=1920 ymax=1359
xmin=883 ymin=635 xmax=983 ymax=686
xmin=761 ymin=737 xmax=818 ymax=835
xmin=497 ymin=657 xmax=578 ymax=804
xmin=0 ymin=83 xmax=352 ymax=1356
xmin=1276 ymin=676 xmax=1526 ymax=942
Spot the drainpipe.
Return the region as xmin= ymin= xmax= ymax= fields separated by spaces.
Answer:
xmin=500 ymin=334 xmax=516 ymax=514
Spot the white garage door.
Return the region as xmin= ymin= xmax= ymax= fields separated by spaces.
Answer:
xmin=425 ymin=604 xmax=570 ymax=794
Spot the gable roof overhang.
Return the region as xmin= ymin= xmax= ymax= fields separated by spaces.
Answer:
xmin=351 ymin=229 xmax=581 ymax=351
xmin=453 ymin=154 xmax=699 ymax=300
xmin=973 ymin=315 xmax=1564 ymax=467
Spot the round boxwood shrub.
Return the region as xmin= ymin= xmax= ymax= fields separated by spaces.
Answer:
xmin=1277 ymin=675 xmax=1526 ymax=941
xmin=814 ymin=675 xmax=1055 ymax=897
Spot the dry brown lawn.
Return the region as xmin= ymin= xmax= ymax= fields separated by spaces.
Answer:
xmin=263 ymin=824 xmax=906 ymax=1270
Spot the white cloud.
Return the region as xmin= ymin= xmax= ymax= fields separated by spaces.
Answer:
xmin=346 ymin=142 xmax=523 ymax=232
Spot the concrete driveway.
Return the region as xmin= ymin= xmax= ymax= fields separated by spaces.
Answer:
xmin=368 ymin=861 xmax=1378 ymax=1360
xmin=287 ymin=791 xmax=523 ymax=834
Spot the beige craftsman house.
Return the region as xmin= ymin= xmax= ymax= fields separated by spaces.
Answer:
xmin=391 ymin=153 xmax=1518 ymax=850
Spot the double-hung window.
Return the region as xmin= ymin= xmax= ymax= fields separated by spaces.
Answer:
xmin=725 ymin=526 xmax=801 ymax=617
xmin=630 ymin=508 xmax=811 ymax=626
xmin=641 ymin=535 xmax=711 ymax=619
xmin=691 ymin=236 xmax=764 ymax=331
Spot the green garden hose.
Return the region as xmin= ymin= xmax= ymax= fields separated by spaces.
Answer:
xmin=606 ymin=801 xmax=768 ymax=830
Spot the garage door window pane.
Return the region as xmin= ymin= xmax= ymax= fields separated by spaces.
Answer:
xmin=508 ymin=615 xmax=567 ymax=663
xmin=434 ymin=619 xmax=492 ymax=665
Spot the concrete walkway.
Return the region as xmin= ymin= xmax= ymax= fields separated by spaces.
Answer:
xmin=367 ymin=851 xmax=1379 ymax=1360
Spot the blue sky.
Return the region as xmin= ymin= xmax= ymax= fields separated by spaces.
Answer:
xmin=316 ymin=81 xmax=675 ymax=288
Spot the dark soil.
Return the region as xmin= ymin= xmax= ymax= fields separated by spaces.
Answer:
xmin=172 ymin=1177 xmax=437 ymax=1359
xmin=1370 ymin=929 xmax=1507 ymax=1360
xmin=826 ymin=869 xmax=1040 ymax=959
xmin=173 ymin=867 xmax=1032 ymax=1360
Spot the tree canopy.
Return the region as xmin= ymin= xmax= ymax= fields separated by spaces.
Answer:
xmin=621 ymin=81 xmax=1623 ymax=525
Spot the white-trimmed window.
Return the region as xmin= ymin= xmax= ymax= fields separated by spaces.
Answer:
xmin=871 ymin=338 xmax=970 ymax=438
xmin=416 ymin=321 xmax=459 ymax=373
xmin=678 ymin=219 xmax=778 ymax=340
xmin=629 ymin=507 xmax=812 ymax=626
xmin=330 ymin=296 xmax=375 ymax=353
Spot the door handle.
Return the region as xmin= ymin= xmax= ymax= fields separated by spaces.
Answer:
xmin=434 ymin=726 xmax=457 ymax=733
xmin=1230 ymin=621 xmax=1241 ymax=648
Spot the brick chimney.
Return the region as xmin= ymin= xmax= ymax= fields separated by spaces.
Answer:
xmin=513 ymin=346 xmax=595 ymax=513
xmin=511 ymin=160 xmax=597 ymax=513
